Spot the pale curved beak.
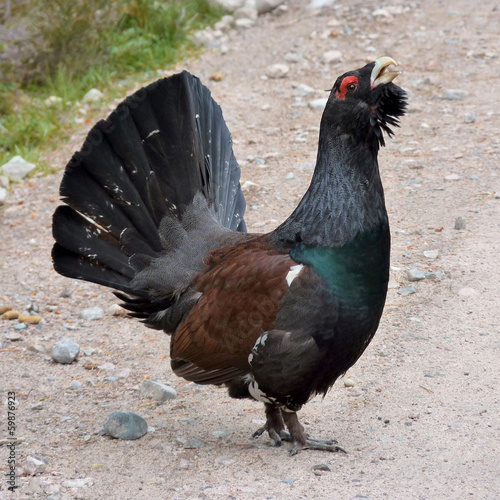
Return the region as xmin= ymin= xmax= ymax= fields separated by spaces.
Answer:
xmin=371 ymin=57 xmax=400 ymax=88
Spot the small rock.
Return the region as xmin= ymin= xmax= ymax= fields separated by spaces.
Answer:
xmin=423 ymin=250 xmax=440 ymax=259
xmin=215 ymin=455 xmax=235 ymax=465
xmin=141 ymin=379 xmax=177 ymax=402
xmin=30 ymin=402 xmax=43 ymax=410
xmin=285 ymin=172 xmax=295 ymax=180
xmin=15 ymin=322 xmax=27 ymax=330
xmin=442 ymin=89 xmax=469 ymax=100
xmin=322 ymin=50 xmax=343 ymax=64
xmin=103 ymin=411 xmax=148 ymax=440
xmin=265 ymin=63 xmax=289 ymax=79
xmin=61 ymin=477 xmax=94 ymax=488
xmin=398 ymin=285 xmax=417 ymax=296
xmin=5 ymin=332 xmax=23 ymax=341
xmin=294 ymin=83 xmax=315 ymax=96
xmin=464 ymin=113 xmax=476 ymax=123
xmin=234 ymin=6 xmax=258 ymax=20
xmin=70 ymin=380 xmax=83 ymax=390
xmin=214 ymin=0 xmax=245 ymax=11
xmin=285 ymin=52 xmax=304 ymax=63
xmin=51 ymin=337 xmax=80 ymax=364
xmin=255 ymin=0 xmax=285 ymax=14
xmin=308 ymin=98 xmax=328 ymax=110
xmin=98 ymin=362 xmax=115 ymax=370
xmin=0 ymin=186 xmax=7 ymax=205
xmin=0 ymin=156 xmax=36 ymax=182
xmin=212 ymin=429 xmax=230 ymax=438
xmin=454 ymin=217 xmax=466 ymax=230
xmin=281 ymin=478 xmax=297 ymax=484
xmin=23 ymin=456 xmax=47 ymax=475
xmin=184 ymin=438 xmax=205 ymax=449
xmin=407 ymin=268 xmax=426 ymax=282
xmin=445 ymin=173 xmax=461 ymax=181
xmin=235 ymin=17 xmax=255 ymax=28
xmin=425 ymin=270 xmax=443 ymax=280
xmin=80 ymin=306 xmax=104 ymax=321
xmin=44 ymin=96 xmax=63 ymax=106
xmin=312 ymin=463 xmax=332 ymax=471
xmin=104 ymin=376 xmax=119 ymax=382
xmin=82 ymin=89 xmax=104 ymax=103
xmin=343 ymin=378 xmax=355 ymax=387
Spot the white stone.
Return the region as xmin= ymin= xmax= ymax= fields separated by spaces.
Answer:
xmin=62 ymin=477 xmax=94 ymax=488
xmin=80 ymin=306 xmax=104 ymax=321
xmin=23 ymin=456 xmax=47 ymax=475
xmin=0 ymin=186 xmax=7 ymax=205
xmin=212 ymin=0 xmax=245 ymax=12
xmin=141 ymin=379 xmax=177 ymax=402
xmin=235 ymin=17 xmax=255 ymax=28
xmin=445 ymin=173 xmax=461 ymax=181
xmin=265 ymin=63 xmax=289 ymax=79
xmin=82 ymin=89 xmax=104 ymax=103
xmin=0 ymin=156 xmax=36 ymax=182
xmin=423 ymin=250 xmax=440 ymax=259
xmin=294 ymin=83 xmax=314 ymax=96
xmin=44 ymin=95 xmax=63 ymax=106
xmin=343 ymin=379 xmax=355 ymax=387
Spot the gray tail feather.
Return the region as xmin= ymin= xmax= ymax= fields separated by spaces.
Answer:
xmin=52 ymin=71 xmax=246 ymax=298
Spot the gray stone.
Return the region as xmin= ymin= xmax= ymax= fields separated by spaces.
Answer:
xmin=294 ymin=83 xmax=314 ymax=96
xmin=184 ymin=438 xmax=205 ymax=449
xmin=23 ymin=456 xmax=47 ymax=475
xmin=454 ymin=217 xmax=466 ymax=230
xmin=15 ymin=323 xmax=27 ymax=330
xmin=0 ymin=186 xmax=7 ymax=205
xmin=312 ymin=462 xmax=332 ymax=471
xmin=141 ymin=379 xmax=177 ymax=402
xmin=235 ymin=17 xmax=255 ymax=28
xmin=80 ymin=306 xmax=104 ymax=321
xmin=322 ymin=50 xmax=343 ymax=64
xmin=407 ymin=268 xmax=426 ymax=282
xmin=61 ymin=477 xmax=94 ymax=488
xmin=234 ymin=6 xmax=258 ymax=20
xmin=464 ymin=113 xmax=476 ymax=123
xmin=51 ymin=337 xmax=80 ymax=364
xmin=70 ymin=380 xmax=83 ymax=390
xmin=265 ymin=63 xmax=289 ymax=79
xmin=103 ymin=411 xmax=148 ymax=440
xmin=0 ymin=156 xmax=36 ymax=182
xmin=212 ymin=429 xmax=230 ymax=438
xmin=397 ymin=285 xmax=417 ymax=296
xmin=442 ymin=89 xmax=469 ymax=100
xmin=6 ymin=332 xmax=22 ymax=341
xmin=285 ymin=172 xmax=295 ymax=180
xmin=285 ymin=52 xmax=304 ymax=63
xmin=308 ymin=98 xmax=328 ymax=110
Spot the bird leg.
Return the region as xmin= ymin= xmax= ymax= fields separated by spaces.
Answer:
xmin=252 ymin=403 xmax=286 ymax=446
xmin=281 ymin=410 xmax=347 ymax=456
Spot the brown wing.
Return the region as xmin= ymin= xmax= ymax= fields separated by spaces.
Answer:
xmin=170 ymin=235 xmax=294 ymax=381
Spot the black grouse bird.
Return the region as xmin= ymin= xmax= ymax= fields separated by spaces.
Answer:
xmin=52 ymin=57 xmax=406 ymax=454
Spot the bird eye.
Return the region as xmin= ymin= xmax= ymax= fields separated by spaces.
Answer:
xmin=346 ymin=83 xmax=357 ymax=92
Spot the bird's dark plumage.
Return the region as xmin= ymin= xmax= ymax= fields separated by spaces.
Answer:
xmin=52 ymin=58 xmax=407 ymax=453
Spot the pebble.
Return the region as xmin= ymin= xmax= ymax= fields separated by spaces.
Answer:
xmin=184 ymin=438 xmax=205 ymax=449
xmin=234 ymin=6 xmax=258 ymax=21
xmin=255 ymin=0 xmax=286 ymax=14
xmin=454 ymin=217 xmax=466 ymax=230
xmin=215 ymin=455 xmax=235 ymax=466
xmin=105 ymin=376 xmax=119 ymax=382
xmin=464 ymin=113 xmax=476 ymax=123
xmin=80 ymin=306 xmax=104 ymax=321
xmin=0 ymin=186 xmax=7 ymax=205
xmin=285 ymin=172 xmax=295 ymax=180
xmin=0 ymin=155 xmax=36 ymax=182
xmin=322 ymin=49 xmax=343 ymax=64
xmin=398 ymin=285 xmax=417 ymax=296
xmin=70 ymin=380 xmax=83 ymax=390
xmin=407 ymin=268 xmax=426 ymax=282
xmin=23 ymin=456 xmax=47 ymax=475
xmin=212 ymin=429 xmax=230 ymax=438
xmin=312 ymin=463 xmax=332 ymax=471
xmin=61 ymin=477 xmax=94 ymax=488
xmin=5 ymin=332 xmax=22 ymax=341
xmin=235 ymin=18 xmax=255 ymax=29
xmin=294 ymin=83 xmax=314 ymax=96
xmin=82 ymin=89 xmax=104 ymax=103
xmin=141 ymin=379 xmax=177 ymax=402
xmin=423 ymin=250 xmax=440 ymax=259
xmin=441 ymin=89 xmax=469 ymax=100
xmin=343 ymin=378 xmax=355 ymax=387
xmin=265 ymin=63 xmax=289 ymax=79
xmin=51 ymin=337 xmax=80 ymax=364
xmin=285 ymin=52 xmax=304 ymax=63
xmin=445 ymin=173 xmax=461 ymax=181
xmin=102 ymin=411 xmax=148 ymax=440
xmin=15 ymin=322 xmax=27 ymax=330
xmin=425 ymin=270 xmax=443 ymax=280
xmin=308 ymin=98 xmax=328 ymax=109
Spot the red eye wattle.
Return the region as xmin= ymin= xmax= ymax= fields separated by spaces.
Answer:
xmin=337 ymin=76 xmax=359 ymax=100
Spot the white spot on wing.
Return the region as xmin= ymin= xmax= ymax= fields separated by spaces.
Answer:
xmin=146 ymin=129 xmax=160 ymax=139
xmin=286 ymin=264 xmax=304 ymax=286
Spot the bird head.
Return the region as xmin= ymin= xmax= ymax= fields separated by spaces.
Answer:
xmin=323 ymin=56 xmax=407 ymax=149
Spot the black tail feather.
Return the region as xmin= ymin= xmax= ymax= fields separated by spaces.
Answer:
xmin=52 ymin=71 xmax=246 ymax=305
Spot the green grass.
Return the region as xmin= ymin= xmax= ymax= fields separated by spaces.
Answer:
xmin=0 ymin=0 xmax=224 ymax=173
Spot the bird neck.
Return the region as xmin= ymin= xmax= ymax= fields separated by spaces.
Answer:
xmin=271 ymin=133 xmax=388 ymax=249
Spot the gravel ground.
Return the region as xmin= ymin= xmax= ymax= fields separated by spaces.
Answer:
xmin=1 ymin=0 xmax=499 ymax=498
